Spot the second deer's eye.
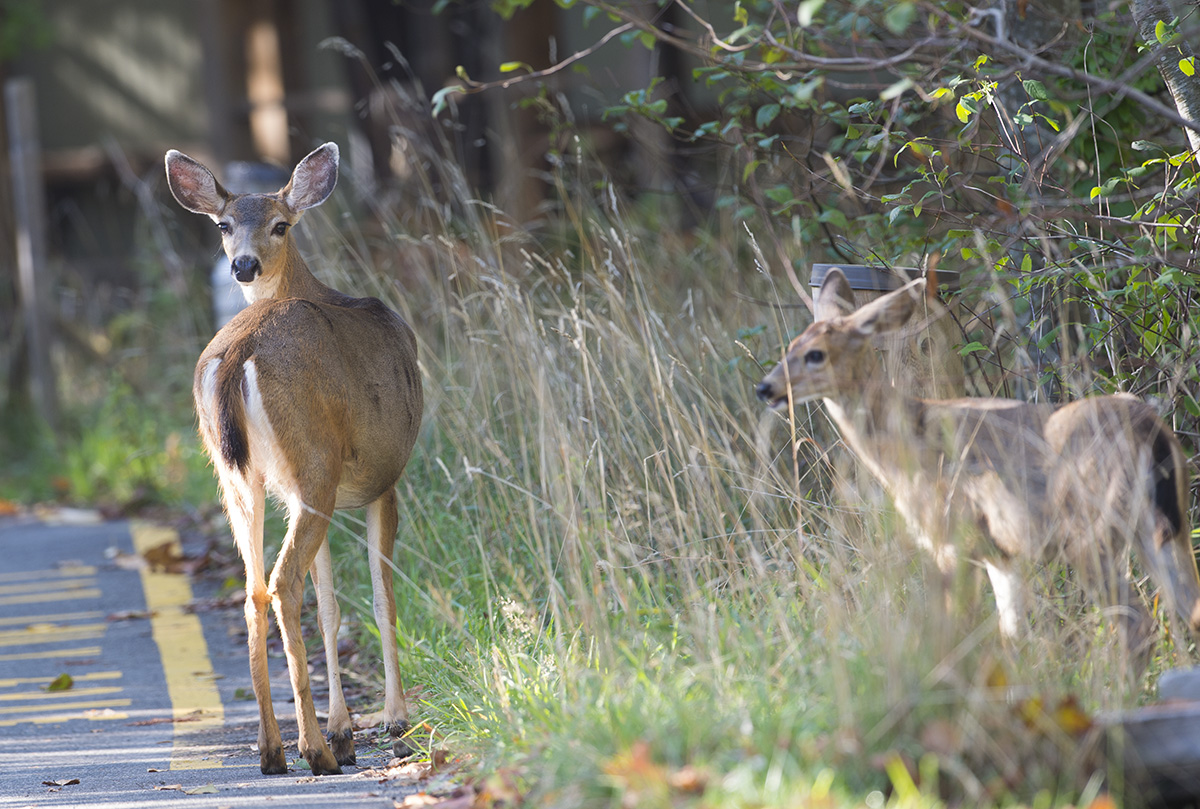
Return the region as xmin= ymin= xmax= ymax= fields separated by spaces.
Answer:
xmin=217 ymin=222 xmax=230 ymax=233
xmin=804 ymin=349 xmax=826 ymax=365
xmin=272 ymin=222 xmax=289 ymax=236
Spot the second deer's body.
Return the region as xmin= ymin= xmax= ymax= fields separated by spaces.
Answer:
xmin=758 ymin=269 xmax=1200 ymax=657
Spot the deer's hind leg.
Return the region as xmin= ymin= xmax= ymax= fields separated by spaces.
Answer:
xmin=367 ymin=487 xmax=414 ymax=759
xmin=222 ymin=471 xmax=288 ymax=774
xmin=269 ymin=492 xmax=342 ymax=776
xmin=310 ymin=541 xmax=355 ymax=765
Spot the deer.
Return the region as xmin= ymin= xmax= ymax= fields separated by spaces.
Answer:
xmin=165 ymin=143 xmax=423 ymax=775
xmin=757 ymin=268 xmax=1200 ymax=663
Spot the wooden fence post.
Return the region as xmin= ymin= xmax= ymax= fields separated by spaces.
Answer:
xmin=6 ymin=77 xmax=57 ymax=428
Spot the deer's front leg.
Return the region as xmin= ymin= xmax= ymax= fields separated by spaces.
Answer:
xmin=368 ymin=489 xmax=415 ymax=759
xmin=270 ymin=500 xmax=341 ymax=776
xmin=984 ymin=560 xmax=1026 ymax=641
xmin=310 ymin=541 xmax=355 ymax=765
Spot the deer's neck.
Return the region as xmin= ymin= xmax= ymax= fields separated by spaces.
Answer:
xmin=822 ymin=380 xmax=929 ymax=482
xmin=241 ymin=242 xmax=340 ymax=305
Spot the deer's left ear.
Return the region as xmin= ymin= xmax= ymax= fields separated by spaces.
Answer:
xmin=282 ymin=143 xmax=339 ymax=212
xmin=850 ymin=279 xmax=924 ymax=336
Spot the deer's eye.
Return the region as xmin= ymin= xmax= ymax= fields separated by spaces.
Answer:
xmin=216 ymin=222 xmax=231 ymax=233
xmin=272 ymin=222 xmax=289 ymax=236
xmin=804 ymin=349 xmax=826 ymax=365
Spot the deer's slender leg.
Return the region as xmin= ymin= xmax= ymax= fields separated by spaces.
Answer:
xmin=985 ymin=560 xmax=1025 ymax=641
xmin=270 ymin=494 xmax=341 ymax=776
xmin=367 ymin=488 xmax=413 ymax=758
xmin=310 ymin=541 xmax=355 ymax=765
xmin=224 ymin=472 xmax=286 ymax=774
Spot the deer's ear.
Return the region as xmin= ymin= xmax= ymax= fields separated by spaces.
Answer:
xmin=282 ymin=143 xmax=339 ymax=212
xmin=815 ymin=268 xmax=857 ymax=321
xmin=165 ymin=150 xmax=229 ymax=217
xmin=849 ymin=279 xmax=924 ymax=336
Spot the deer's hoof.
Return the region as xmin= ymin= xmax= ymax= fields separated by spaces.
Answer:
xmin=260 ymin=745 xmax=288 ymax=775
xmin=328 ymin=729 xmax=356 ymax=766
xmin=388 ymin=719 xmax=417 ymax=760
xmin=303 ymin=746 xmax=343 ymax=776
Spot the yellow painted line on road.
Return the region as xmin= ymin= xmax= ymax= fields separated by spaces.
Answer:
xmin=0 ymin=565 xmax=97 ymax=583
xmin=0 ymin=698 xmax=133 ymax=716
xmin=0 ymin=623 xmax=107 ymax=647
xmin=0 ymin=685 xmax=123 ymax=702
xmin=0 ymin=671 xmax=122 ymax=688
xmin=0 ymin=578 xmax=96 ymax=596
xmin=0 ymin=646 xmax=102 ymax=662
xmin=0 ymin=610 xmax=104 ymax=627
xmin=0 ymin=589 xmax=102 ymax=607
xmin=131 ymin=521 xmax=224 ymax=771
xmin=0 ymin=708 xmax=129 ymax=727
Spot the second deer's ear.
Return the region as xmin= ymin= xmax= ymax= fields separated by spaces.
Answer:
xmin=165 ymin=150 xmax=229 ymax=217
xmin=849 ymin=279 xmax=924 ymax=336
xmin=815 ymin=268 xmax=857 ymax=321
xmin=282 ymin=143 xmax=339 ymax=212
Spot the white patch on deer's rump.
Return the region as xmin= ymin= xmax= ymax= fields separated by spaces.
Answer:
xmin=242 ymin=359 xmax=295 ymax=493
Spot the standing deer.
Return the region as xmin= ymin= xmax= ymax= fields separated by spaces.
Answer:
xmin=166 ymin=144 xmax=423 ymax=775
xmin=757 ymin=268 xmax=1200 ymax=659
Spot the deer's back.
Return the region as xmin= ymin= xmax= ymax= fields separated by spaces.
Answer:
xmin=195 ymin=295 xmax=423 ymax=508
xmin=907 ymin=394 xmax=1186 ymax=562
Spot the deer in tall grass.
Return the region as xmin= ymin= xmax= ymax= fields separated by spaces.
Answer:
xmin=166 ymin=143 xmax=423 ymax=775
xmin=757 ymin=268 xmax=1200 ymax=661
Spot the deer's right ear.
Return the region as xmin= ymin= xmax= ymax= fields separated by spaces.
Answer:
xmin=815 ymin=268 xmax=857 ymax=321
xmin=165 ymin=150 xmax=229 ymax=217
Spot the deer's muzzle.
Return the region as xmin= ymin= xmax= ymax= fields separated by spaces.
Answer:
xmin=232 ymin=256 xmax=261 ymax=283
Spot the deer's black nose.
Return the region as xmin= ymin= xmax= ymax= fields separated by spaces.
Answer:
xmin=232 ymin=256 xmax=261 ymax=283
xmin=755 ymin=382 xmax=774 ymax=402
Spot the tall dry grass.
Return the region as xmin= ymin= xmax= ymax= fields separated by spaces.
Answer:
xmin=284 ymin=100 xmax=1189 ymax=806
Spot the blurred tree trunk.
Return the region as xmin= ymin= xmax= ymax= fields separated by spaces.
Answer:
xmin=1132 ymin=0 xmax=1200 ymax=154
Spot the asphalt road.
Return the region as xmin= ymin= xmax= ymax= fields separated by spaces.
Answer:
xmin=0 ymin=515 xmax=431 ymax=808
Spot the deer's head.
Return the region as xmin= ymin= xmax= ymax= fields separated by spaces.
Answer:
xmin=756 ymin=268 xmax=924 ymax=410
xmin=166 ymin=144 xmax=339 ymax=301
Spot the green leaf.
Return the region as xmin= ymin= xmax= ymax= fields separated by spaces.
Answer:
xmin=798 ymin=0 xmax=825 ymax=27
xmin=1155 ymin=19 xmax=1172 ymax=45
xmin=955 ymin=98 xmax=977 ymax=123
xmin=1181 ymin=57 xmax=1196 ymax=77
xmin=973 ymin=54 xmax=989 ymax=71
xmin=958 ymin=341 xmax=987 ymax=356
xmin=1021 ymin=253 xmax=1032 ymax=273
xmin=883 ymin=2 xmax=915 ymax=34
xmin=734 ymin=1 xmax=748 ymax=24
xmin=817 ymin=208 xmax=850 ymax=229
xmin=880 ymin=78 xmax=913 ymax=101
xmin=499 ymin=61 xmax=531 ymax=74
xmin=755 ymin=103 xmax=781 ymax=130
xmin=1022 ymin=79 xmax=1049 ymax=101
xmin=46 ymin=673 xmax=73 ymax=692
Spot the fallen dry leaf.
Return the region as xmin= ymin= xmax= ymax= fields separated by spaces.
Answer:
xmin=667 ymin=765 xmax=707 ymax=794
xmin=1052 ymin=695 xmax=1093 ymax=737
